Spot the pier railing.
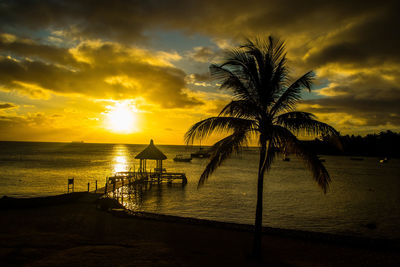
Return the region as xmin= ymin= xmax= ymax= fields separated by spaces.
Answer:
xmin=104 ymin=171 xmax=187 ymax=195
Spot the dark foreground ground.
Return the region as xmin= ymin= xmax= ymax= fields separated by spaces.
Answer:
xmin=0 ymin=193 xmax=399 ymax=266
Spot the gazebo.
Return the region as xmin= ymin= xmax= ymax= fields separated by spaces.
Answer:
xmin=135 ymin=139 xmax=167 ymax=174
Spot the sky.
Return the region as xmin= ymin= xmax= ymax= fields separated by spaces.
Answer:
xmin=0 ymin=0 xmax=399 ymax=145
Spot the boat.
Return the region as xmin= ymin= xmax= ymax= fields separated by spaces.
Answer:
xmin=173 ymin=154 xmax=192 ymax=162
xmin=191 ymin=147 xmax=210 ymax=158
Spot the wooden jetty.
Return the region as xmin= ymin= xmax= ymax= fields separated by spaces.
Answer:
xmin=105 ymin=171 xmax=187 ymax=192
xmin=104 ymin=140 xmax=187 ymax=197
xmin=104 ymin=171 xmax=187 ymax=204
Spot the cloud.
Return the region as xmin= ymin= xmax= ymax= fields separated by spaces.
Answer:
xmin=0 ymin=1 xmax=385 ymax=42
xmin=300 ymin=70 xmax=400 ymax=130
xmin=0 ymin=38 xmax=202 ymax=108
xmin=1 ymin=1 xmax=398 ymax=70
xmin=185 ymin=72 xmax=212 ymax=87
xmin=187 ymin=46 xmax=215 ymax=63
xmin=1 ymin=0 xmax=400 ymax=136
xmin=302 ymin=6 xmax=400 ymax=69
xmin=0 ymin=112 xmax=51 ymax=127
xmin=0 ymin=103 xmax=17 ymax=110
xmin=0 ymin=112 xmax=81 ymax=141
xmin=0 ymin=33 xmax=79 ymax=67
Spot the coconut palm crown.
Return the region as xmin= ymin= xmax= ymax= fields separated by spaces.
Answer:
xmin=185 ymin=36 xmax=338 ymax=257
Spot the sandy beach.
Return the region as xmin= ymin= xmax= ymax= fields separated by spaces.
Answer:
xmin=0 ymin=192 xmax=398 ymax=266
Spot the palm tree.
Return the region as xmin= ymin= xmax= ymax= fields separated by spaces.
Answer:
xmin=185 ymin=36 xmax=338 ymax=258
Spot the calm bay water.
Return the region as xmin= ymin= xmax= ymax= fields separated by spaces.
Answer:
xmin=1 ymin=141 xmax=399 ymax=239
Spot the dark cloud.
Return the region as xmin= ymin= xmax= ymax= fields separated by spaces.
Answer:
xmin=303 ymin=4 xmax=400 ymax=68
xmin=304 ymin=97 xmax=400 ymax=127
xmin=0 ymin=1 xmax=392 ymax=42
xmin=1 ymin=1 xmax=399 ymax=69
xmin=303 ymin=72 xmax=400 ymax=127
xmin=0 ymin=34 xmax=79 ymax=67
xmin=0 ymin=0 xmax=148 ymax=43
xmin=0 ymin=103 xmax=17 ymax=109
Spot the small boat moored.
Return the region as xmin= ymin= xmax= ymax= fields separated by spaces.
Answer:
xmin=174 ymin=154 xmax=192 ymax=162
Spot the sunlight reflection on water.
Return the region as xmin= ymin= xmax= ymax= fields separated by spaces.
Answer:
xmin=112 ymin=145 xmax=130 ymax=173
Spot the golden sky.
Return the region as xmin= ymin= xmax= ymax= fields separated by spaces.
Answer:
xmin=0 ymin=0 xmax=399 ymax=144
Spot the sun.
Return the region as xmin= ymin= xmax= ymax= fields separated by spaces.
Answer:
xmin=105 ymin=102 xmax=138 ymax=133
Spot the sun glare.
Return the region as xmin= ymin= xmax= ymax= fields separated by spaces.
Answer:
xmin=105 ymin=102 xmax=138 ymax=133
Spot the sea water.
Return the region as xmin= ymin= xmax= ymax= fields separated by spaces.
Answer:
xmin=0 ymin=141 xmax=399 ymax=239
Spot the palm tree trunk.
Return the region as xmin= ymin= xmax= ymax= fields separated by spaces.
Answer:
xmin=252 ymin=137 xmax=269 ymax=258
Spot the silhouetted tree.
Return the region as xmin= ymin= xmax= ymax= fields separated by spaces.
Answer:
xmin=303 ymin=130 xmax=400 ymax=157
xmin=185 ymin=36 xmax=338 ymax=258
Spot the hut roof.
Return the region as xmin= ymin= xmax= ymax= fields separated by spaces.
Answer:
xmin=135 ymin=139 xmax=167 ymax=160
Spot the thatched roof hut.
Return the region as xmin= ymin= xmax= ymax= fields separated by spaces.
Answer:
xmin=135 ymin=140 xmax=166 ymax=173
xmin=135 ymin=139 xmax=167 ymax=160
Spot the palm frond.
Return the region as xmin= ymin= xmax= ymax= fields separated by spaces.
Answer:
xmin=242 ymin=36 xmax=289 ymax=109
xmin=270 ymin=37 xmax=287 ymax=66
xmin=243 ymin=36 xmax=286 ymax=66
xmin=272 ymin=125 xmax=331 ymax=193
xmin=270 ymin=71 xmax=314 ymax=115
xmin=184 ymin=117 xmax=256 ymax=144
xmin=275 ymin=111 xmax=339 ymax=137
xmin=241 ymin=37 xmax=265 ymax=77
xmin=210 ymin=64 xmax=252 ymax=100
xmin=198 ymin=130 xmax=249 ymax=187
xmin=222 ymin=50 xmax=261 ymax=99
xmin=219 ymin=99 xmax=260 ymax=119
xmin=269 ymin=56 xmax=288 ymax=100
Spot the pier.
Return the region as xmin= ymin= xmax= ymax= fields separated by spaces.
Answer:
xmin=103 ymin=140 xmax=187 ymax=199
xmin=105 ymin=171 xmax=187 ymax=194
xmin=104 ymin=170 xmax=187 ymax=205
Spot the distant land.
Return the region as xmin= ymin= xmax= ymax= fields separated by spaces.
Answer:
xmin=1 ymin=130 xmax=399 ymax=158
xmin=304 ymin=130 xmax=400 ymax=158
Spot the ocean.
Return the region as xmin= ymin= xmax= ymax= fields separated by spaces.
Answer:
xmin=0 ymin=141 xmax=399 ymax=239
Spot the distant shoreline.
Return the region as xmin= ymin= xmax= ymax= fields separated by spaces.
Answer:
xmin=1 ymin=139 xmax=399 ymax=158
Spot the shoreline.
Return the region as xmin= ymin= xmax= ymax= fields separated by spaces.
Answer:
xmin=2 ymin=193 xmax=398 ymax=249
xmin=1 ymin=192 xmax=399 ymax=266
xmin=123 ymin=210 xmax=400 ymax=250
